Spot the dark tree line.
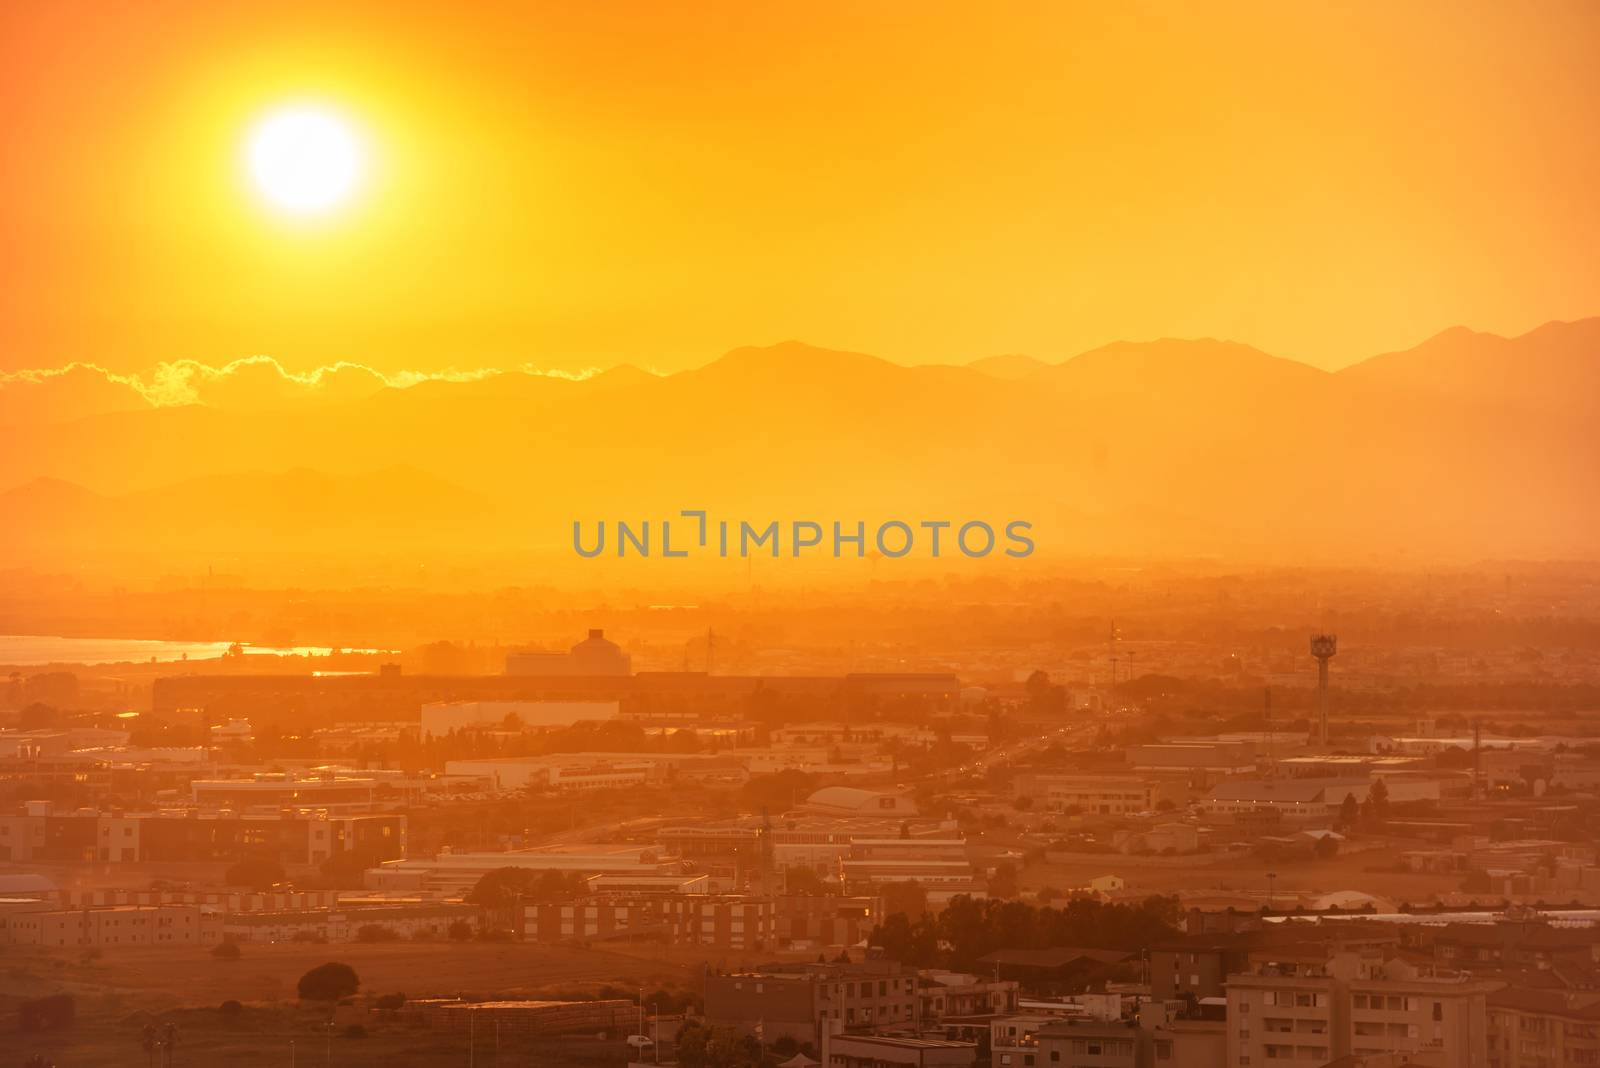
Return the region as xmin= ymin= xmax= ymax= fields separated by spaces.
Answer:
xmin=871 ymin=893 xmax=1181 ymax=972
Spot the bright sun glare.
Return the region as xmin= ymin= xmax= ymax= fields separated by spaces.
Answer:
xmin=246 ymin=106 xmax=364 ymax=215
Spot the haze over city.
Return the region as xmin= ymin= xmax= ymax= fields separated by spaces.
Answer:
xmin=2 ymin=3 xmax=1598 ymax=1068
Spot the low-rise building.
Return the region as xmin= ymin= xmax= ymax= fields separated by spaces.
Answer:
xmin=706 ymin=961 xmax=918 ymax=1046
xmin=366 ymin=845 xmax=675 ymax=895
xmin=802 ymin=787 xmax=920 ymax=818
xmin=518 ymin=893 xmax=775 ymax=950
xmin=223 ymin=900 xmax=478 ymax=943
xmin=0 ymin=901 xmax=222 ymax=947
xmin=1013 ymin=774 xmax=1178 ymax=816
xmin=1201 ymin=779 xmax=1372 ymax=827
xmin=826 ymin=1034 xmax=976 ymax=1067
xmin=0 ymin=807 xmax=404 ymax=866
xmin=775 ymin=894 xmax=881 ymax=951
xmin=1034 ymin=1008 xmax=1225 ymax=1068
xmin=919 ymin=971 xmax=1020 ymax=1022
xmin=1034 ymin=1018 xmax=1142 ymax=1068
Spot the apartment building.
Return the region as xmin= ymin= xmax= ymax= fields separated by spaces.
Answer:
xmin=1486 ymin=988 xmax=1600 ymax=1068
xmin=1225 ymin=947 xmax=1497 ymax=1067
xmin=1150 ymin=939 xmax=1254 ymax=1002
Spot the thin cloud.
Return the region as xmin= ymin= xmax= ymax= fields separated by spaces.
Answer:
xmin=0 ymin=356 xmax=653 ymax=422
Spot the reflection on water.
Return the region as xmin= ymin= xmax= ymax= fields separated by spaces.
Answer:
xmin=0 ymin=634 xmax=394 ymax=666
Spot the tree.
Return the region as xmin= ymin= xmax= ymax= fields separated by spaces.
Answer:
xmin=18 ymin=702 xmax=64 ymax=730
xmin=872 ymin=911 xmax=941 ymax=967
xmin=467 ymin=867 xmax=584 ymax=910
xmin=739 ymin=769 xmax=816 ymax=814
xmin=676 ymin=1021 xmax=763 ymax=1068
xmin=988 ymin=861 xmax=1020 ymax=899
xmin=1313 ymin=835 xmax=1341 ymax=859
xmin=355 ymin=924 xmax=399 ymax=943
xmin=870 ymin=894 xmax=1182 ymax=973
xmin=375 ymin=993 xmax=406 ymax=1012
xmin=1361 ymin=779 xmax=1390 ymax=829
xmin=447 ymin=920 xmax=474 ymax=941
xmin=1025 ymin=670 xmax=1065 ymax=714
xmin=211 ymin=939 xmax=242 ymax=960
xmin=880 ymin=881 xmax=928 ymax=921
xmin=224 ymin=855 xmax=286 ymax=890
xmin=297 ymin=962 xmax=360 ymax=1002
xmin=1338 ymin=793 xmax=1359 ymax=829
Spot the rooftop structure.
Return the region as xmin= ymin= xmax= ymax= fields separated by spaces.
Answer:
xmin=505 ymin=629 xmax=632 ymax=677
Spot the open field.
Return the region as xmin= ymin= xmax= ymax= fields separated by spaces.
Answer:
xmin=4 ymin=999 xmax=639 ymax=1068
xmin=1 ymin=943 xmax=699 ymax=1067
xmin=4 ymin=942 xmax=700 ymax=1008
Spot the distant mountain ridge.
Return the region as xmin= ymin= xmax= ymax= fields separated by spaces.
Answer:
xmin=0 ymin=318 xmax=1594 ymax=565
xmin=966 ymin=353 xmax=1049 ymax=379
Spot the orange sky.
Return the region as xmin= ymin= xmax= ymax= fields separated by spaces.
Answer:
xmin=2 ymin=0 xmax=1597 ymax=376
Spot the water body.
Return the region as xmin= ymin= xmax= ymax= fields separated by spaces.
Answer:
xmin=0 ymin=634 xmax=393 ymax=667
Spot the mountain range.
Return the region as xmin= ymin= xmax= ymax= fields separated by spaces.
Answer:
xmin=1 ymin=319 xmax=1595 ymax=569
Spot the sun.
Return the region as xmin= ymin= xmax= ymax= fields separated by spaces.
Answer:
xmin=246 ymin=106 xmax=364 ymax=215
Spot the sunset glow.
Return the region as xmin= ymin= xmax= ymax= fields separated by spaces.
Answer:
xmin=1 ymin=6 xmax=1599 ymax=1064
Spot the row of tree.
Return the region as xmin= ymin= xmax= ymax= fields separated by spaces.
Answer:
xmin=871 ymin=892 xmax=1182 ymax=972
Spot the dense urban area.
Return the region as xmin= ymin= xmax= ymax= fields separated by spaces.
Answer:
xmin=3 ymin=565 xmax=1599 ymax=1067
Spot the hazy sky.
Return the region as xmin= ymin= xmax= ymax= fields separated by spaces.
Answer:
xmin=2 ymin=1 xmax=1597 ymax=376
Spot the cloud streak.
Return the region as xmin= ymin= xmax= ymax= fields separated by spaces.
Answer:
xmin=0 ymin=356 xmax=631 ymax=423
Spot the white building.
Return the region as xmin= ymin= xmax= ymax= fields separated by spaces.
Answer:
xmin=801 ymin=787 xmax=919 ymax=818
